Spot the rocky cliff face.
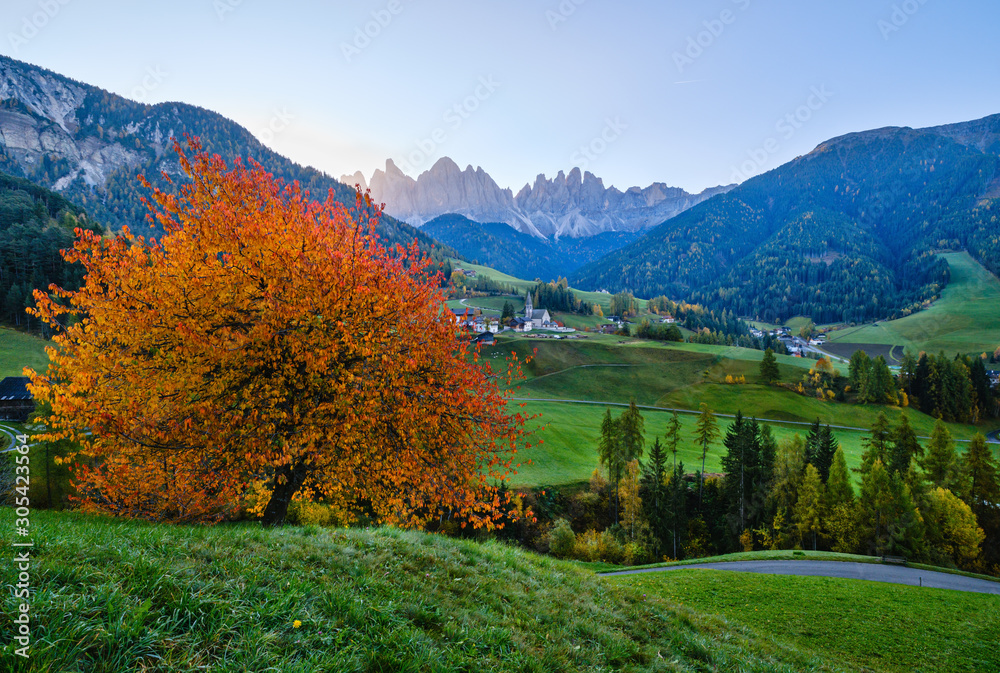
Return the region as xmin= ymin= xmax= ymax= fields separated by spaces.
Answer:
xmin=0 ymin=60 xmax=148 ymax=189
xmin=346 ymin=158 xmax=732 ymax=239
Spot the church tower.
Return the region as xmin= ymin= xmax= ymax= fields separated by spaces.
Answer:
xmin=525 ymin=291 xmax=533 ymax=319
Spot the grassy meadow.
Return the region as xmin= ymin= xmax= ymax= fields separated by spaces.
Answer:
xmin=489 ymin=333 xmax=997 ymax=488
xmin=611 ymin=569 xmax=1000 ymax=673
xmin=0 ymin=328 xmax=49 ymax=379
xmin=0 ymin=509 xmax=850 ymax=673
xmin=825 ymin=252 xmax=1000 ymax=356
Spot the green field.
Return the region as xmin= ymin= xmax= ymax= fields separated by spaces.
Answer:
xmin=612 ymin=569 xmax=1000 ymax=673
xmin=0 ymin=509 xmax=849 ymax=672
xmin=826 ymin=252 xmax=1000 ymax=355
xmin=448 ymin=258 xmax=637 ymax=314
xmin=0 ymin=328 xmax=49 ymax=379
xmin=489 ymin=334 xmax=997 ymax=488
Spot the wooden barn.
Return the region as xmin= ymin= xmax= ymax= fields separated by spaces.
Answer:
xmin=0 ymin=376 xmax=34 ymax=422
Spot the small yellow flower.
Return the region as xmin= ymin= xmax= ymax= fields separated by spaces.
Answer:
xmin=293 ymin=620 xmax=302 ymax=629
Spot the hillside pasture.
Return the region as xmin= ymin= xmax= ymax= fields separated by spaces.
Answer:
xmin=0 ymin=328 xmax=48 ymax=379
xmin=825 ymin=252 xmax=1000 ymax=356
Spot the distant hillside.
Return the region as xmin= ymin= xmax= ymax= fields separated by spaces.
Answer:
xmin=0 ymin=170 xmax=99 ymax=328
xmin=0 ymin=56 xmax=449 ymax=257
xmin=571 ymin=114 xmax=1000 ymax=324
xmin=422 ymin=213 xmax=639 ymax=281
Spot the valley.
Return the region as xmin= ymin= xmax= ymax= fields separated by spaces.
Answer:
xmin=2 ymin=41 xmax=1000 ymax=673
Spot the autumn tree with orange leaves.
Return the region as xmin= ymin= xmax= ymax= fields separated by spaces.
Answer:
xmin=27 ymin=139 xmax=531 ymax=527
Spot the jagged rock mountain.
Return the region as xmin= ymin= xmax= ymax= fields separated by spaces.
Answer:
xmin=343 ymin=158 xmax=732 ymax=239
xmin=0 ymin=55 xmax=445 ymax=256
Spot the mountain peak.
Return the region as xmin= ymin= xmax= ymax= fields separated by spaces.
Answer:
xmin=355 ymin=155 xmax=732 ymax=239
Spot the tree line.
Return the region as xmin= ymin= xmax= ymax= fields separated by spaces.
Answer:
xmin=0 ymin=172 xmax=100 ymax=331
xmin=540 ymin=403 xmax=999 ymax=575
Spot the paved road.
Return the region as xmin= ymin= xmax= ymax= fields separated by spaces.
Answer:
xmin=603 ymin=560 xmax=1000 ymax=595
xmin=0 ymin=424 xmax=17 ymax=453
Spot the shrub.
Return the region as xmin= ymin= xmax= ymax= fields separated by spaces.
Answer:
xmin=548 ymin=518 xmax=577 ymax=558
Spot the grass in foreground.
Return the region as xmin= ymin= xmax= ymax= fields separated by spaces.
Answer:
xmin=611 ymin=569 xmax=1000 ymax=673
xmin=0 ymin=510 xmax=856 ymax=673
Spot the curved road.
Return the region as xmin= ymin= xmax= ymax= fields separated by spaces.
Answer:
xmin=0 ymin=424 xmax=18 ymax=453
xmin=602 ymin=560 xmax=1000 ymax=595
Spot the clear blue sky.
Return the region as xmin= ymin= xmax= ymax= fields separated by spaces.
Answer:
xmin=4 ymin=0 xmax=999 ymax=193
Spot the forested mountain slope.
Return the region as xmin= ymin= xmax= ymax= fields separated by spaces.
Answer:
xmin=422 ymin=213 xmax=639 ymax=281
xmin=0 ymin=171 xmax=98 ymax=329
xmin=0 ymin=56 xmax=447 ymax=256
xmin=571 ymin=115 xmax=1000 ymax=323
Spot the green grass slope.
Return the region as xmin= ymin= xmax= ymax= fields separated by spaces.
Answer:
xmin=1 ymin=510 xmax=848 ymax=672
xmin=0 ymin=328 xmax=48 ymax=378
xmin=490 ymin=335 xmax=996 ymax=488
xmin=612 ymin=569 xmax=1000 ymax=673
xmin=826 ymin=252 xmax=1000 ymax=355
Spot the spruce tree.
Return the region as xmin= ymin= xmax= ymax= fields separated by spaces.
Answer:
xmin=920 ymin=418 xmax=959 ymax=491
xmin=959 ymin=434 xmax=1000 ymax=567
xmin=825 ymin=446 xmax=854 ymax=510
xmin=642 ymin=437 xmax=669 ymax=556
xmin=694 ymin=402 xmax=720 ymax=507
xmin=598 ymin=409 xmax=623 ymax=523
xmin=666 ymin=462 xmax=688 ymax=560
xmin=815 ymin=425 xmax=839 ymax=483
xmin=794 ymin=464 xmax=825 ymax=551
xmin=888 ymin=414 xmax=922 ymax=476
xmin=804 ymin=418 xmax=822 ymax=468
xmin=860 ymin=412 xmax=892 ymax=475
xmin=665 ymin=411 xmax=682 ymax=472
xmin=759 ymin=348 xmax=780 ymax=384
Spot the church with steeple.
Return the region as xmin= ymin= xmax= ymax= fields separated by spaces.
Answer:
xmin=524 ymin=291 xmax=551 ymax=329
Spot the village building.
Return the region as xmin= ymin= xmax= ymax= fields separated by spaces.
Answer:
xmin=0 ymin=376 xmax=34 ymax=422
xmin=524 ymin=292 xmax=551 ymax=329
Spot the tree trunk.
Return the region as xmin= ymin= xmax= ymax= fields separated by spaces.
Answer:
xmin=700 ymin=447 xmax=706 ymax=507
xmin=260 ymin=461 xmax=309 ymax=526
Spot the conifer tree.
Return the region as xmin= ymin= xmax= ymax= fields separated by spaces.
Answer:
xmin=921 ymin=419 xmax=959 ymax=491
xmin=859 ymin=412 xmax=893 ymax=475
xmin=694 ymin=402 xmax=720 ymax=507
xmin=665 ymin=411 xmax=682 ymax=472
xmin=759 ymin=348 xmax=780 ymax=384
xmin=888 ymin=414 xmax=922 ymax=476
xmin=958 ymin=433 xmax=1000 ymax=566
xmin=825 ymin=446 xmax=854 ymax=511
xmin=598 ymin=409 xmax=623 ymax=523
xmin=794 ymin=464 xmax=825 ymax=551
xmin=815 ymin=425 xmax=840 ymax=483
xmin=666 ymin=462 xmax=688 ymax=559
xmin=642 ymin=437 xmax=669 ymax=555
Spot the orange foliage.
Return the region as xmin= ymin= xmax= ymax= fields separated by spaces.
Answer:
xmin=27 ymin=139 xmax=531 ymax=527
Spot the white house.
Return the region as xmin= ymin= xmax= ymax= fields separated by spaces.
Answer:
xmin=524 ymin=292 xmax=551 ymax=329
